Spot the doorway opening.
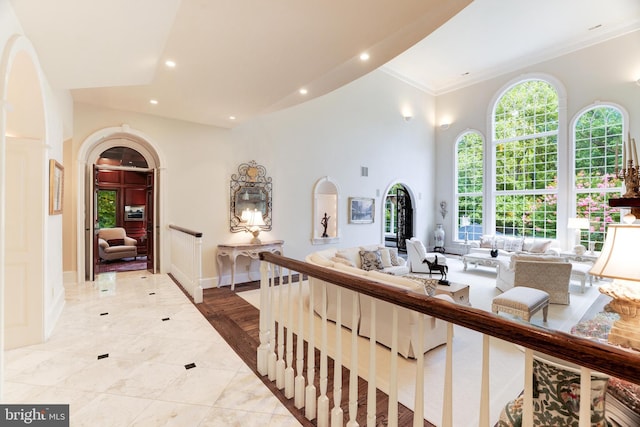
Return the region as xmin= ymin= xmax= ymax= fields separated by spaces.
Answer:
xmin=93 ymin=146 xmax=155 ymax=276
xmin=383 ymin=183 xmax=414 ymax=253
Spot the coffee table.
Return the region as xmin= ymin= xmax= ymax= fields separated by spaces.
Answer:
xmin=462 ymin=253 xmax=509 ymax=271
xmin=404 ymin=274 xmax=471 ymax=306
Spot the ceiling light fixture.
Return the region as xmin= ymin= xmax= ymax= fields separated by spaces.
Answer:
xmin=229 ymin=116 xmax=236 ymax=120
xmin=359 ymin=52 xmax=370 ymax=61
xmin=299 ymin=88 xmax=308 ymax=95
xmin=165 ymin=60 xmax=176 ymax=68
xmin=149 ymin=99 xmax=158 ymax=105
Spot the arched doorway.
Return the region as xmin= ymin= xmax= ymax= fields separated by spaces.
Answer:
xmin=94 ymin=147 xmax=154 ymax=275
xmin=77 ymin=126 xmax=165 ymax=282
xmin=383 ymin=183 xmax=414 ymax=252
xmin=1 ymin=39 xmax=47 ymax=351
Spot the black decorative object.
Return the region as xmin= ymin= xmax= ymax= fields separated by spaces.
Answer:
xmin=321 ymin=212 xmax=330 ymax=238
xmin=423 ymin=255 xmax=448 ymax=279
xmin=490 ymin=249 xmax=498 ymax=258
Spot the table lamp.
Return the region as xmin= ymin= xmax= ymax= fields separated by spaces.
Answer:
xmin=460 ymin=216 xmax=471 ymax=244
xmin=242 ymin=208 xmax=265 ymax=244
xmin=589 ymin=223 xmax=640 ymax=350
xmin=567 ymin=217 xmax=589 ymax=251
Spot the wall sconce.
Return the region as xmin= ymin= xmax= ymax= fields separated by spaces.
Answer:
xmin=242 ymin=208 xmax=265 ymax=244
xmin=403 ymin=114 xmax=413 ymax=122
xmin=440 ymin=123 xmax=450 ymax=130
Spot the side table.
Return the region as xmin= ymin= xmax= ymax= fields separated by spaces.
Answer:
xmin=405 ymin=274 xmax=471 ymax=306
xmin=217 ymin=240 xmax=284 ymax=290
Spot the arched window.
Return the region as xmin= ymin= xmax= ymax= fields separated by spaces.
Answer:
xmin=455 ymin=131 xmax=483 ymax=242
xmin=493 ymin=80 xmax=559 ymax=238
xmin=573 ymin=105 xmax=623 ymax=251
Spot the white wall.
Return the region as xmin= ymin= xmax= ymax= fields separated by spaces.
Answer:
xmin=434 ymin=30 xmax=640 ymax=252
xmin=72 ymin=69 xmax=436 ymax=285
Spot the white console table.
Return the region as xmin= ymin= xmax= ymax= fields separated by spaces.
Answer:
xmin=217 ymin=240 xmax=284 ymax=290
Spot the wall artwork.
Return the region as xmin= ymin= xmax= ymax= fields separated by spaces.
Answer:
xmin=349 ymin=197 xmax=374 ymax=224
xmin=49 ymin=159 xmax=64 ymax=215
xmin=124 ymin=205 xmax=145 ymax=221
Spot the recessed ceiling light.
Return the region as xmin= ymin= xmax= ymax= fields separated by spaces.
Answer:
xmin=299 ymin=88 xmax=308 ymax=95
xmin=165 ymin=60 xmax=176 ymax=68
xmin=588 ymin=24 xmax=602 ymax=31
xmin=461 ymin=72 xmax=470 ymax=76
xmin=149 ymin=99 xmax=158 ymax=105
xmin=229 ymin=116 xmax=236 ymax=120
xmin=359 ymin=52 xmax=370 ymax=61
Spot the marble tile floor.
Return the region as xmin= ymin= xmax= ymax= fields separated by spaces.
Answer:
xmin=2 ymin=270 xmax=302 ymax=427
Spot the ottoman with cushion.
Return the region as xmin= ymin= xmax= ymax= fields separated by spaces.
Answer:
xmin=492 ymin=287 xmax=550 ymax=322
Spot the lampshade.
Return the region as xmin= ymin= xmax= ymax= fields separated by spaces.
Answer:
xmin=589 ymin=224 xmax=640 ymax=281
xmin=246 ymin=209 xmax=265 ymax=227
xmin=241 ymin=208 xmax=252 ymax=222
xmin=567 ymin=217 xmax=589 ymax=229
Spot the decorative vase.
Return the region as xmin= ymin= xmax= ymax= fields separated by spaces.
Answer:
xmin=434 ymin=224 xmax=445 ymax=252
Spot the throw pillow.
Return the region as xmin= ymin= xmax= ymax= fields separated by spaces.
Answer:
xmin=529 ymin=239 xmax=552 ymax=253
xmin=503 ymin=237 xmax=524 ymax=252
xmin=377 ymin=247 xmax=393 ymax=268
xmin=359 ymin=250 xmax=383 ymax=271
xmin=388 ymin=247 xmax=401 ymax=266
xmin=107 ymin=239 xmax=125 ymax=246
xmin=331 ymin=256 xmax=355 ymax=267
xmin=479 ymin=235 xmax=494 ymax=249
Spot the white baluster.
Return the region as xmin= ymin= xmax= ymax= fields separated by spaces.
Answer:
xmin=276 ymin=268 xmax=286 ymax=389
xmin=294 ymin=273 xmax=305 ymax=408
xmin=257 ymin=261 xmax=271 ymax=375
xmin=388 ymin=306 xmax=398 ymax=427
xmin=318 ymin=282 xmax=329 ymax=427
xmin=347 ymin=292 xmax=360 ymax=427
xmin=479 ymin=334 xmax=490 ymax=427
xmin=331 ymin=288 xmax=344 ymax=427
xmin=268 ymin=266 xmax=277 ymax=381
xmin=364 ymin=300 xmax=376 ymax=427
xmin=284 ymin=271 xmax=295 ymax=399
xmin=579 ymin=367 xmax=591 ymax=427
xmin=523 ymin=349 xmax=533 ymax=427
xmin=413 ymin=313 xmax=425 ymax=427
xmin=442 ymin=322 xmax=454 ymax=427
xmin=305 ymin=280 xmax=317 ymax=420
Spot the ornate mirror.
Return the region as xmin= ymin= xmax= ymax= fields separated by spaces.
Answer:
xmin=230 ymin=160 xmax=272 ymax=232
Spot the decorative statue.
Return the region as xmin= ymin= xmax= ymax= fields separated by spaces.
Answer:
xmin=321 ymin=212 xmax=330 ymax=238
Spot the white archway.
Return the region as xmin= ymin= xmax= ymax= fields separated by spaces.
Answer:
xmin=1 ymin=34 xmax=48 ymax=395
xmin=76 ymin=125 xmax=167 ymax=282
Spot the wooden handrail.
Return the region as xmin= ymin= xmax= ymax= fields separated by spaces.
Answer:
xmin=260 ymin=251 xmax=640 ymax=384
xmin=168 ymin=224 xmax=203 ymax=238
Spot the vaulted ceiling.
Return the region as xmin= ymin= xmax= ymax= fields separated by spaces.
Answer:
xmin=9 ymin=0 xmax=640 ymax=129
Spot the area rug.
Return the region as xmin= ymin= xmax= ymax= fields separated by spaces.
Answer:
xmin=238 ymin=256 xmax=603 ymax=426
xmin=97 ymin=256 xmax=148 ymax=273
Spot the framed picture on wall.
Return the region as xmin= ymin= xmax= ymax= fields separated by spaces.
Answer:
xmin=125 ymin=205 xmax=145 ymax=221
xmin=49 ymin=159 xmax=64 ymax=215
xmin=349 ymin=197 xmax=374 ymax=224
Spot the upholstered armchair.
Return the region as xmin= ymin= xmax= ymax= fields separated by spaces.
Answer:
xmin=497 ymin=254 xmax=572 ymax=304
xmin=498 ymin=352 xmax=609 ymax=426
xmin=98 ymin=227 xmax=138 ymax=261
xmin=405 ymin=238 xmax=447 ymax=274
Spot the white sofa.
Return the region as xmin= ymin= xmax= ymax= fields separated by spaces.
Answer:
xmin=469 ymin=235 xmax=560 ymax=257
xmin=305 ymin=246 xmax=452 ymax=358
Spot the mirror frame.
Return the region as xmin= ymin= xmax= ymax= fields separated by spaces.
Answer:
xmin=230 ymin=160 xmax=272 ymax=232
